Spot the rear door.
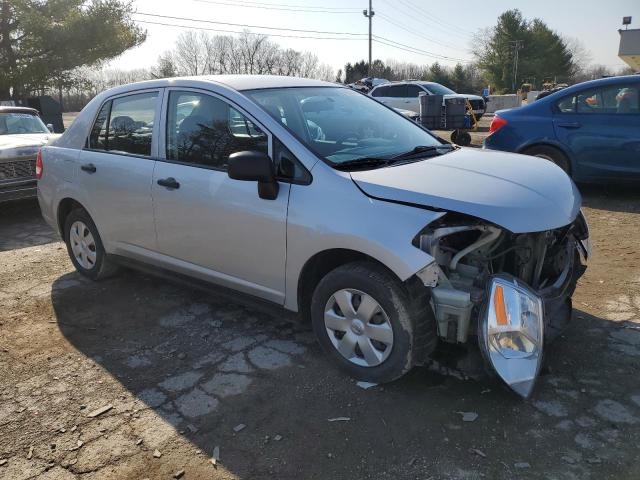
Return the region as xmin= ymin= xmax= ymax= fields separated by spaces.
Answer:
xmin=552 ymin=82 xmax=640 ymax=181
xmin=151 ymin=88 xmax=290 ymax=304
xmin=79 ymin=90 xmax=160 ymax=254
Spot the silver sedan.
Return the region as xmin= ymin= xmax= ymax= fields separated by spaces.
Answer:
xmin=37 ymin=75 xmax=589 ymax=398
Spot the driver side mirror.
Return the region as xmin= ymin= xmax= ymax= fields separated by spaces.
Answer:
xmin=46 ymin=123 xmax=54 ymax=133
xmin=228 ymin=151 xmax=279 ymax=200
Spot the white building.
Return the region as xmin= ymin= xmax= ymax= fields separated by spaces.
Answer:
xmin=618 ymin=28 xmax=640 ymax=71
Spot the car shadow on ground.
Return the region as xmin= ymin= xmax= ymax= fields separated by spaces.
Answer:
xmin=0 ymin=199 xmax=58 ymax=252
xmin=48 ymin=267 xmax=640 ymax=478
xmin=579 ymin=183 xmax=640 ymax=214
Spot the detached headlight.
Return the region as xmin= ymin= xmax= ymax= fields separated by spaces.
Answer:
xmin=481 ymin=276 xmax=544 ymax=398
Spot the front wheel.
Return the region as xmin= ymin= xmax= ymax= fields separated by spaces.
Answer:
xmin=310 ymin=261 xmax=436 ymax=383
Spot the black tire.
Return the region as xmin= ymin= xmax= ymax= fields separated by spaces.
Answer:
xmin=310 ymin=261 xmax=437 ymax=383
xmin=451 ymin=130 xmax=471 ymax=146
xmin=523 ymin=145 xmax=571 ymax=175
xmin=64 ymin=208 xmax=118 ymax=280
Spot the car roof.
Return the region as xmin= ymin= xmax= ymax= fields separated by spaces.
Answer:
xmin=107 ymin=75 xmax=339 ymax=93
xmin=372 ymin=80 xmax=446 ymax=88
xmin=0 ymin=106 xmax=40 ymax=115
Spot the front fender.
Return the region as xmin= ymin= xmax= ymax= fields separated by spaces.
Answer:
xmin=284 ymin=165 xmax=442 ymax=312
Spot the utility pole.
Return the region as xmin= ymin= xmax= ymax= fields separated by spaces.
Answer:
xmin=509 ymin=40 xmax=523 ymax=92
xmin=363 ymin=1 xmax=374 ymax=75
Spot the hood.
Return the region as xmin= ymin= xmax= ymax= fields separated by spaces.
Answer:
xmin=445 ymin=93 xmax=484 ymax=102
xmin=350 ymin=148 xmax=581 ymax=233
xmin=0 ymin=133 xmax=59 ymax=161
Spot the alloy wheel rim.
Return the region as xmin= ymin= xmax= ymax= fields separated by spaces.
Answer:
xmin=69 ymin=221 xmax=97 ymax=270
xmin=324 ymin=288 xmax=394 ymax=367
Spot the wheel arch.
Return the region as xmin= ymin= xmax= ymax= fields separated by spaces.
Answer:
xmin=296 ymin=248 xmax=404 ymax=322
xmin=56 ymin=197 xmax=89 ymax=239
xmin=518 ymin=141 xmax=574 ymax=174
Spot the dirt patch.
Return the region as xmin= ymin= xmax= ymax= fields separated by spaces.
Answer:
xmin=1 ymin=189 xmax=639 ymax=479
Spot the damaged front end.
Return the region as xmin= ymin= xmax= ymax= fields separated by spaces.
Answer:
xmin=415 ymin=211 xmax=589 ymax=397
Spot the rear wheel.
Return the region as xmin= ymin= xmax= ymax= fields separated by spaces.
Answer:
xmin=310 ymin=261 xmax=437 ymax=383
xmin=451 ymin=130 xmax=471 ymax=146
xmin=523 ymin=145 xmax=571 ymax=175
xmin=64 ymin=208 xmax=117 ymax=280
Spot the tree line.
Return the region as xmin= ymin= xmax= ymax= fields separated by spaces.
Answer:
xmin=1 ymin=2 xmax=633 ymax=111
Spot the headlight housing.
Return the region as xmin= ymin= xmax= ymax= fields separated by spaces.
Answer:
xmin=481 ymin=275 xmax=544 ymax=398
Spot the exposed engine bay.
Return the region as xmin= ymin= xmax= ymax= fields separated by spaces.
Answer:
xmin=414 ymin=211 xmax=590 ymax=397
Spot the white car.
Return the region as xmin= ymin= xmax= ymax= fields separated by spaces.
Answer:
xmin=370 ymin=81 xmax=486 ymax=119
xmin=0 ymin=107 xmax=59 ymax=202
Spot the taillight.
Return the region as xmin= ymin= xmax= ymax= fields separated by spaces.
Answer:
xmin=489 ymin=115 xmax=508 ymax=134
xmin=35 ymin=149 xmax=43 ymax=180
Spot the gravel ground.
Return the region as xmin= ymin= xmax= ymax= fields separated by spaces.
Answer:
xmin=1 ymin=115 xmax=639 ymax=479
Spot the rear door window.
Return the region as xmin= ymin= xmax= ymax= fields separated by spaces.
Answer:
xmin=556 ymin=84 xmax=639 ymax=114
xmin=88 ymin=91 xmax=158 ymax=156
xmin=108 ymin=93 xmax=157 ymax=156
xmin=406 ymin=85 xmax=423 ymax=97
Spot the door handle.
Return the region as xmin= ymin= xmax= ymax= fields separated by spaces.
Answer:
xmin=557 ymin=122 xmax=581 ymax=129
xmin=80 ymin=163 xmax=96 ymax=174
xmin=157 ymin=177 xmax=180 ymax=189
xmin=404 ymin=100 xmax=411 ymax=103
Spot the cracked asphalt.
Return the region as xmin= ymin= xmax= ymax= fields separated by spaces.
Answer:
xmin=1 ymin=183 xmax=639 ymax=480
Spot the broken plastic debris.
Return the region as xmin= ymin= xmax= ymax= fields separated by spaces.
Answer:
xmin=328 ymin=417 xmax=351 ymax=422
xmin=456 ymin=411 xmax=478 ymax=422
xmin=211 ymin=446 xmax=220 ymax=467
xmin=356 ymin=381 xmax=378 ymax=390
xmin=87 ymin=404 xmax=113 ymax=418
xmin=469 ymin=448 xmax=486 ymax=458
xmin=233 ymin=423 xmax=246 ymax=432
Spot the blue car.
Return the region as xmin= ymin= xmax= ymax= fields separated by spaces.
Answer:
xmin=484 ymin=75 xmax=640 ymax=183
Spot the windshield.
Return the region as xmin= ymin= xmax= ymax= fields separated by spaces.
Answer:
xmin=245 ymin=87 xmax=443 ymax=166
xmin=423 ymin=83 xmax=456 ymax=95
xmin=0 ymin=112 xmax=48 ymax=135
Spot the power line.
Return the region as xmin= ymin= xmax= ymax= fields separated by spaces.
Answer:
xmin=134 ymin=12 xmax=367 ymax=36
xmin=399 ymin=0 xmax=476 ymax=37
xmin=373 ymin=35 xmax=470 ymax=62
xmin=192 ymin=0 xmax=360 ymax=14
xmin=376 ymin=11 xmax=469 ymax=52
xmin=381 ymin=0 xmax=472 ymax=40
xmin=135 ymin=19 xmax=367 ymax=41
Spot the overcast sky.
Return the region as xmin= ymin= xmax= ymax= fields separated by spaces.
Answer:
xmin=111 ymin=0 xmax=638 ymax=72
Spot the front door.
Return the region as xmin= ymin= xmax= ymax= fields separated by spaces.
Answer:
xmin=553 ymin=82 xmax=640 ymax=181
xmin=152 ymin=89 xmax=290 ymax=304
xmin=79 ymin=90 xmax=160 ymax=254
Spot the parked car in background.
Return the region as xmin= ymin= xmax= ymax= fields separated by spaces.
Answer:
xmin=38 ymin=75 xmax=589 ymax=398
xmin=484 ymin=76 xmax=640 ymax=183
xmin=370 ymin=81 xmax=486 ymax=119
xmin=0 ymin=106 xmax=58 ymax=202
xmin=393 ymin=107 xmax=420 ymax=122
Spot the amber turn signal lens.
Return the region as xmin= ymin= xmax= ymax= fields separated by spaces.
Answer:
xmin=493 ymin=285 xmax=508 ymax=325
